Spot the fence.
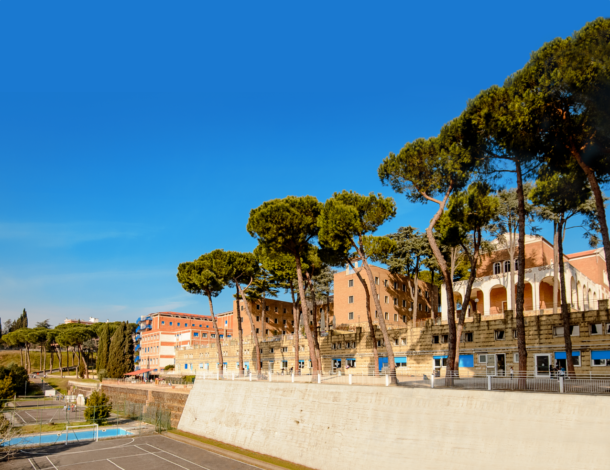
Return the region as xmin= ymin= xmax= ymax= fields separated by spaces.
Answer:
xmin=191 ymin=368 xmax=610 ymax=395
xmin=0 ymin=394 xmax=170 ymax=452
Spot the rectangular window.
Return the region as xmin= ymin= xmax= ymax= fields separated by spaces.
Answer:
xmin=570 ymin=325 xmax=580 ymax=336
xmin=384 ymin=280 xmax=388 ymax=287
xmin=265 ymin=306 xmax=269 ymax=311
xmin=275 ymin=306 xmax=278 ymax=312
xmin=283 ymin=308 xmax=287 ymax=313
xmin=282 ymin=347 xmax=288 ymax=352
xmin=513 ymin=353 xmax=519 ymax=363
xmin=283 ymin=319 xmax=287 ymax=325
xmin=394 ymin=314 xmax=398 ymax=321
xmin=211 ymin=334 xmax=216 ymax=338
xmin=393 ymin=298 xmax=397 ymax=306
xmin=375 ymin=311 xmax=378 ymax=318
xmin=177 ymin=323 xmax=180 ymax=326
xmin=418 ymin=303 xmax=422 ymax=311
xmin=348 ymin=312 xmax=354 ymax=320
xmin=554 ymin=326 xmax=564 ymax=337
xmin=402 ymin=283 xmax=406 ymax=292
xmin=169 ymin=322 xmax=173 ymax=326
xmin=394 ymin=282 xmax=398 ymax=289
xmin=465 ymin=332 xmax=473 ymax=342
xmin=349 ymin=296 xmax=354 ymax=304
xmin=377 ymin=339 xmax=384 ymax=347
xmin=495 ymin=330 xmax=505 ymax=340
xmin=402 ymin=300 xmax=406 ymax=308
xmin=432 ymin=335 xmax=440 ymax=344
xmin=256 ymin=305 xmax=260 ymax=310
xmin=401 ymin=338 xmax=407 ymax=345
xmin=384 ymin=296 xmax=389 ymax=304
xmin=256 ymin=316 xmax=260 ymax=322
xmin=270 ymin=348 xmax=274 ymax=353
xmin=385 ymin=312 xmax=389 ymax=320
xmin=255 ymin=329 xmax=259 ymax=334
xmin=194 ymin=332 xmax=199 ymax=337
xmin=202 ymin=333 xmax=207 ymax=338
xmin=274 ymin=318 xmax=278 ymax=324
xmin=394 ymin=338 xmax=399 ymax=346
xmin=478 ymin=354 xmax=487 ymax=363
xmin=241 ymin=306 xmax=244 ymax=311
xmin=347 ymin=358 xmax=356 ymax=368
xmin=349 ymin=279 xmax=354 ymax=287
xmin=425 ymin=291 xmax=429 ymax=299
xmin=161 ymin=321 xmax=165 ymax=325
xmin=513 ymin=329 xmax=518 ymax=339
xmin=402 ymin=315 xmax=406 ymax=322
xmin=375 ymin=277 xmax=379 ymax=285
xmin=442 ymin=334 xmax=448 ymax=343
xmin=591 ymin=323 xmax=603 ymax=335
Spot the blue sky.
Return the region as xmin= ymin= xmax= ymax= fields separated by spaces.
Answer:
xmin=0 ymin=2 xmax=607 ymax=327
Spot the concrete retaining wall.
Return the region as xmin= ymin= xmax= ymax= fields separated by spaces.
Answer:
xmin=179 ymin=381 xmax=610 ymax=470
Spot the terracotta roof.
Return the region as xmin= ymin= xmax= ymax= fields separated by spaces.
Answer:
xmin=566 ymin=250 xmax=597 ymax=259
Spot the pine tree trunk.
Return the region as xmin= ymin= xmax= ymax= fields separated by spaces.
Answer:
xmin=515 ymin=160 xmax=528 ymax=385
xmin=422 ymin=188 xmax=457 ymax=379
xmin=553 ymin=222 xmax=559 ymax=315
xmin=238 ymin=283 xmax=261 ymax=377
xmin=290 ymin=285 xmax=299 ymax=375
xmin=236 ymin=287 xmax=244 ymax=376
xmin=206 ymin=294 xmax=224 ymax=378
xmin=571 ymin=148 xmax=610 ymax=293
xmin=57 ymin=346 xmax=64 ymax=377
xmin=454 ymin=229 xmax=482 ymax=373
xmin=558 ymin=215 xmax=575 ymax=376
xmin=26 ymin=344 xmax=31 ymax=373
xmin=349 ymin=260 xmax=379 ymax=376
xmin=43 ymin=345 xmax=47 ymax=373
xmin=306 ymin=276 xmax=322 ymax=372
xmin=355 ymin=242 xmax=397 ymax=383
xmin=20 ymin=348 xmax=23 ymax=367
xmin=411 ymin=263 xmax=420 ymax=325
xmin=294 ymin=256 xmax=319 ymax=380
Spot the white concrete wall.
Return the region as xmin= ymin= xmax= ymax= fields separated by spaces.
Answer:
xmin=179 ymin=380 xmax=610 ymax=470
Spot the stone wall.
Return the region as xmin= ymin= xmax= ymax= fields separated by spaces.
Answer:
xmin=68 ymin=381 xmax=100 ymax=397
xmin=174 ymin=307 xmax=610 ymax=377
xmin=101 ymin=385 xmax=189 ymax=428
xmin=179 ymin=380 xmax=610 ymax=470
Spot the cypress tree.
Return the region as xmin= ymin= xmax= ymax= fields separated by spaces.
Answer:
xmin=123 ymin=324 xmax=135 ymax=373
xmin=105 ymin=322 xmax=127 ymax=378
xmin=96 ymin=324 xmax=110 ymax=373
xmin=22 ymin=309 xmax=28 ymax=328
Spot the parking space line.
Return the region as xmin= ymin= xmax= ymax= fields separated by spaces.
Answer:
xmin=134 ymin=445 xmax=203 ymax=470
xmin=28 ymin=458 xmax=38 ymax=470
xmin=46 ymin=456 xmax=59 ymax=470
xmin=153 ymin=438 xmax=264 ymax=470
xmin=107 ymin=460 xmax=126 ymax=470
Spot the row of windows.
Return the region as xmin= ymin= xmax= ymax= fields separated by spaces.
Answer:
xmin=242 ymin=305 xmax=289 ymax=314
xmin=331 ymin=342 xmax=357 ymax=350
xmin=348 ymin=279 xmax=430 ymax=298
xmin=493 ymin=260 xmax=519 ymax=275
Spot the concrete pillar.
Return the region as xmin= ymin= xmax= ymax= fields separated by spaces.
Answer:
xmin=559 ymin=376 xmax=564 ymax=394
xmin=488 ymin=375 xmax=492 ymax=391
xmin=431 ymin=375 xmax=435 ymax=388
xmin=385 ymin=375 xmax=389 ymax=387
xmin=483 ymin=288 xmax=491 ymax=316
xmin=318 ymin=374 xmax=321 ymax=384
xmin=291 ymin=372 xmax=295 ymax=383
xmin=349 ymin=374 xmax=352 ymax=385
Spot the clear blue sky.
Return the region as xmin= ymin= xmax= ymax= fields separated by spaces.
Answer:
xmin=0 ymin=2 xmax=607 ymax=327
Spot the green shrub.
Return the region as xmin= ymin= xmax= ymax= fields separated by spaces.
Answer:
xmin=84 ymin=391 xmax=112 ymax=425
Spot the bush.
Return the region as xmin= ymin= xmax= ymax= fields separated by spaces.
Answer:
xmin=0 ymin=365 xmax=28 ymax=400
xmin=164 ymin=364 xmax=175 ymax=371
xmin=84 ymin=391 xmax=112 ymax=425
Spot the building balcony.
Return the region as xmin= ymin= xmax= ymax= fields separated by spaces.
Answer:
xmin=135 ymin=345 xmax=141 ymax=351
xmin=134 ymin=355 xmax=140 ymax=362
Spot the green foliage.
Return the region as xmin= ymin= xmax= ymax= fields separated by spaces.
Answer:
xmin=105 ymin=323 xmax=132 ymax=378
xmin=35 ymin=319 xmax=51 ymax=329
xmin=164 ymin=364 xmax=175 ymax=370
xmin=0 ymin=364 xmax=28 ymax=399
xmin=318 ymin=191 xmax=396 ymax=252
xmin=96 ymin=324 xmax=110 ymax=373
xmin=84 ymin=391 xmax=112 ymax=425
xmin=248 ymin=196 xmax=323 ymax=259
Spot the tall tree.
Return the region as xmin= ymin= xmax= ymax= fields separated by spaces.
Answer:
xmin=529 ymin=172 xmax=598 ymax=375
xmin=225 ymin=251 xmax=262 ymax=376
xmin=516 ymin=18 xmax=610 ymax=296
xmin=381 ymin=227 xmax=431 ymax=326
xmin=105 ymin=323 xmax=129 ymax=378
xmin=310 ymin=265 xmax=334 ymax=334
xmin=318 ymin=190 xmax=399 ymax=381
xmin=35 ymin=320 xmax=51 ymax=329
xmin=96 ymin=324 xmax=111 ymax=374
xmin=379 ymin=119 xmax=475 ymax=377
xmin=246 ymin=267 xmax=280 ymax=339
xmin=177 ymin=253 xmax=228 ymax=377
xmin=443 ymin=182 xmax=498 ymax=372
xmin=247 ymin=196 xmax=323 ymax=378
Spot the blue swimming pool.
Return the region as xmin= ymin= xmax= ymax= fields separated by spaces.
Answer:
xmin=2 ymin=427 xmax=132 ymax=446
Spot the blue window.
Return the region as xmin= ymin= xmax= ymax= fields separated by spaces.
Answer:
xmin=206 ymin=325 xmax=209 ymax=328
xmin=199 ymin=324 xmax=202 ymax=327
xmin=161 ymin=321 xmax=165 ymax=325
xmin=554 ymin=351 xmax=580 ymax=360
xmin=220 ymin=335 xmax=224 ymax=338
xmin=177 ymin=323 xmax=180 ymax=326
xmin=227 ymin=335 xmax=231 ymax=338
xmin=192 ymin=324 xmax=195 ymax=326
xmin=184 ymin=364 xmax=188 ymax=370
xmin=169 ymin=322 xmax=173 ymax=326
xmin=378 ymin=357 xmax=388 ymax=371
xmin=459 ymin=355 xmax=474 ymax=368
xmin=194 ymin=333 xmax=199 ymax=337
xmin=395 ymin=357 xmax=407 ymax=367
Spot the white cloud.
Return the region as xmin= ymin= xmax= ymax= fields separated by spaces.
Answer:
xmin=0 ymin=222 xmax=140 ymax=247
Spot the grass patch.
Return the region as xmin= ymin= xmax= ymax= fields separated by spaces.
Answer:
xmin=0 ymin=350 xmax=79 ymax=371
xmin=19 ymin=421 xmax=90 ymax=434
xmin=168 ymin=429 xmax=314 ymax=470
xmin=45 ymin=377 xmax=98 ymax=395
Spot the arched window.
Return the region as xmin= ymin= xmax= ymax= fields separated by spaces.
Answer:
xmin=504 ymin=261 xmax=511 ymax=273
xmin=493 ymin=262 xmax=501 ymax=275
xmin=514 ymin=260 xmax=519 ymax=271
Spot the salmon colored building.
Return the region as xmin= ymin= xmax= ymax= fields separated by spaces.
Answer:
xmin=333 ymin=261 xmax=437 ymax=328
xmin=442 ymin=235 xmax=610 ymax=319
xmin=135 ymin=311 xmax=233 ymax=371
